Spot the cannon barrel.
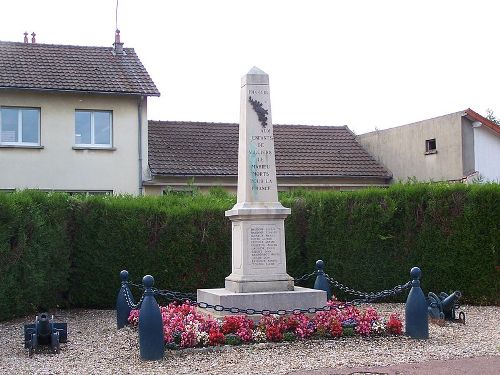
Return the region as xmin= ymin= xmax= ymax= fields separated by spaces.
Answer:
xmin=38 ymin=313 xmax=51 ymax=337
xmin=440 ymin=291 xmax=461 ymax=311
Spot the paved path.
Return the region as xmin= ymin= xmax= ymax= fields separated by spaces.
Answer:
xmin=287 ymin=356 xmax=500 ymax=375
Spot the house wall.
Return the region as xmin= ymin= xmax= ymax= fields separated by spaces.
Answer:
xmin=358 ymin=112 xmax=465 ymax=182
xmin=461 ymin=118 xmax=476 ymax=177
xmin=143 ymin=175 xmax=390 ymax=195
xmin=0 ymin=90 xmax=148 ymax=195
xmin=473 ymin=124 xmax=500 ymax=181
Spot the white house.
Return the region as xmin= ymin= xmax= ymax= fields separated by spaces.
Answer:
xmin=0 ymin=31 xmax=160 ymax=195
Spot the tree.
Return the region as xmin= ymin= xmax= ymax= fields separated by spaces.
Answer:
xmin=485 ymin=108 xmax=500 ymax=126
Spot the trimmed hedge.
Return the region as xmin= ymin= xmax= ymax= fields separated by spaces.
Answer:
xmin=282 ymin=184 xmax=499 ymax=305
xmin=0 ymin=184 xmax=498 ymax=321
xmin=68 ymin=194 xmax=233 ymax=308
xmin=0 ymin=191 xmax=71 ymax=319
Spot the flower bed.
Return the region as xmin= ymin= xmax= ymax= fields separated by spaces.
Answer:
xmin=128 ymin=300 xmax=403 ymax=349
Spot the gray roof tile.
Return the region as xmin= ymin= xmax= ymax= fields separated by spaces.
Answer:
xmin=148 ymin=121 xmax=391 ymax=179
xmin=0 ymin=41 xmax=159 ymax=96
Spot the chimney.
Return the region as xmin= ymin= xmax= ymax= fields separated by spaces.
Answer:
xmin=24 ymin=32 xmax=28 ymax=43
xmin=113 ymin=29 xmax=124 ymax=55
xmin=31 ymin=32 xmax=36 ymax=43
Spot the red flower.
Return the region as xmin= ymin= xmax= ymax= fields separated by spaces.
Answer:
xmin=208 ymin=328 xmax=225 ymax=346
xmin=329 ymin=319 xmax=343 ymax=337
xmin=221 ymin=315 xmax=254 ymax=335
xmin=266 ymin=325 xmax=283 ymax=342
xmin=386 ymin=313 xmax=403 ymax=335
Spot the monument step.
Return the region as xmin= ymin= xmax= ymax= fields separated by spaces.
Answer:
xmin=197 ymin=287 xmax=327 ymax=319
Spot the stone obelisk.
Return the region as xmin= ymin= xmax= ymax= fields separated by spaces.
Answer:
xmin=197 ymin=67 xmax=326 ymax=315
xmin=224 ymin=66 xmax=294 ymax=293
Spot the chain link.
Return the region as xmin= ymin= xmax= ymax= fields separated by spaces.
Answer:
xmin=153 ymin=289 xmax=366 ymax=316
xmin=293 ymin=270 xmax=318 ymax=284
xmin=124 ymin=269 xmax=411 ymax=315
xmin=324 ymin=273 xmax=411 ymax=302
xmin=122 ymin=286 xmax=144 ymax=310
xmin=128 ymin=282 xmax=145 ymax=290
xmin=153 ymin=288 xmax=197 ymax=301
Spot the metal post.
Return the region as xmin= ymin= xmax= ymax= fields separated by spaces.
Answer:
xmin=405 ymin=267 xmax=429 ymax=339
xmin=116 ymin=270 xmax=134 ymax=329
xmin=313 ymin=260 xmax=332 ymax=300
xmin=139 ymin=275 xmax=165 ymax=361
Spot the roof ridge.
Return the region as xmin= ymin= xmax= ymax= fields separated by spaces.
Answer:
xmin=148 ymin=120 xmax=348 ymax=128
xmin=0 ymin=40 xmax=134 ymax=50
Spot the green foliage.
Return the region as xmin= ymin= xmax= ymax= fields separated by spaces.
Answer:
xmin=342 ymin=327 xmax=355 ymax=337
xmin=224 ymin=333 xmax=242 ymax=345
xmin=282 ymin=183 xmax=499 ymax=305
xmin=0 ymin=183 xmax=498 ymax=321
xmin=486 ymin=108 xmax=500 ymax=126
xmin=68 ymin=194 xmax=233 ymax=308
xmin=0 ymin=191 xmax=71 ymax=320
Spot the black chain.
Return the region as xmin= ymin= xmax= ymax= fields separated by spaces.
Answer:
xmin=128 ymin=282 xmax=145 ymax=290
xmin=294 ymin=271 xmax=318 ymax=284
xmin=324 ymin=274 xmax=411 ymax=302
xmin=122 ymin=287 xmax=144 ymax=310
xmin=153 ymin=288 xmax=197 ymax=301
xmin=126 ymin=270 xmax=411 ymax=315
xmin=153 ymin=289 xmax=366 ymax=316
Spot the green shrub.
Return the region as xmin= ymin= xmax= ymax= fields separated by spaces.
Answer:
xmin=282 ymin=183 xmax=499 ymax=305
xmin=0 ymin=183 xmax=498 ymax=321
xmin=0 ymin=191 xmax=71 ymax=320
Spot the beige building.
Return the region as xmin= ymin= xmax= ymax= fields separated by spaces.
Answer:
xmin=145 ymin=121 xmax=392 ymax=194
xmin=1 ymin=35 xmax=393 ymax=195
xmin=0 ymin=33 xmax=159 ymax=195
xmin=358 ymin=109 xmax=500 ymax=183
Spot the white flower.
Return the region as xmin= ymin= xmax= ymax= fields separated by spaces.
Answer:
xmin=196 ymin=330 xmax=209 ymax=346
xmin=372 ymin=319 xmax=385 ymax=334
xmin=253 ymin=329 xmax=267 ymax=343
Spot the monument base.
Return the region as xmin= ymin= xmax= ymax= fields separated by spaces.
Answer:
xmin=225 ymin=273 xmax=294 ymax=293
xmin=197 ymin=287 xmax=327 ymax=318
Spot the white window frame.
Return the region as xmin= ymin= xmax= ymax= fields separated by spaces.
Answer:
xmin=74 ymin=110 xmax=113 ymax=148
xmin=0 ymin=106 xmax=41 ymax=146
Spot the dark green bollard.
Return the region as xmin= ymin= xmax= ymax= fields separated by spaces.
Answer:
xmin=116 ymin=270 xmax=134 ymax=329
xmin=405 ymin=267 xmax=429 ymax=339
xmin=139 ymin=275 xmax=165 ymax=361
xmin=313 ymin=260 xmax=332 ymax=300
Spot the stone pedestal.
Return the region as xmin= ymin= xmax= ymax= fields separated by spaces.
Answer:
xmin=197 ymin=67 xmax=327 ymax=315
xmin=198 ymin=287 xmax=327 ymax=317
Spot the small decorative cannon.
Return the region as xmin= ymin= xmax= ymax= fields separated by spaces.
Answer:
xmin=24 ymin=313 xmax=68 ymax=356
xmin=427 ymin=291 xmax=465 ymax=324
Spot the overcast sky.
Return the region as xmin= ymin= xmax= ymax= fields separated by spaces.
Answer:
xmin=1 ymin=0 xmax=498 ymax=134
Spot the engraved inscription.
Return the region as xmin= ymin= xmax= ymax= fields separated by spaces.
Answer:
xmin=249 ymin=126 xmax=275 ymax=192
xmin=249 ymin=225 xmax=281 ymax=268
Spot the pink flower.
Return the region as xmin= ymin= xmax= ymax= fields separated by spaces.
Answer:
xmin=128 ymin=309 xmax=140 ymax=326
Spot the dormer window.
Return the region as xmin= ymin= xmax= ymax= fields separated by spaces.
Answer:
xmin=0 ymin=107 xmax=40 ymax=146
xmin=425 ymin=138 xmax=437 ymax=154
xmin=75 ymin=110 xmax=112 ymax=148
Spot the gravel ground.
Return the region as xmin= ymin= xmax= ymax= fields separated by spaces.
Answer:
xmin=0 ymin=304 xmax=498 ymax=375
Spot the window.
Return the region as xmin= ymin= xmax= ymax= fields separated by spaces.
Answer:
xmin=75 ymin=110 xmax=112 ymax=147
xmin=425 ymin=138 xmax=437 ymax=154
xmin=64 ymin=190 xmax=112 ymax=196
xmin=0 ymin=107 xmax=40 ymax=146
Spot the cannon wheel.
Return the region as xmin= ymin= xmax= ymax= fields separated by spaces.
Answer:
xmin=51 ymin=332 xmax=60 ymax=354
